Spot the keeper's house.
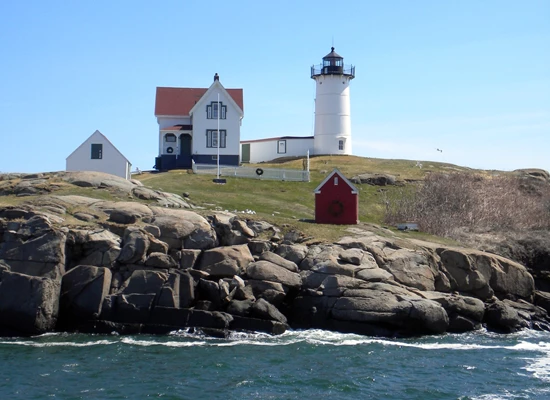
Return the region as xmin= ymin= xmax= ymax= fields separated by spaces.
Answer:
xmin=314 ymin=168 xmax=358 ymax=225
xmin=66 ymin=130 xmax=132 ymax=180
xmin=154 ymin=74 xmax=244 ymax=170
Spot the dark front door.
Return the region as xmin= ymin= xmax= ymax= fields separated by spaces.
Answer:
xmin=177 ymin=134 xmax=192 ymax=168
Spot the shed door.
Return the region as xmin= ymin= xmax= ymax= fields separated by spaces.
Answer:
xmin=242 ymin=143 xmax=250 ymax=163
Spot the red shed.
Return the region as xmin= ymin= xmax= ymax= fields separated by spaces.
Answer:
xmin=314 ymin=169 xmax=359 ymax=225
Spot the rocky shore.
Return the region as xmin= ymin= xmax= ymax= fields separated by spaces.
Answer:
xmin=1 ymin=171 xmax=549 ymax=338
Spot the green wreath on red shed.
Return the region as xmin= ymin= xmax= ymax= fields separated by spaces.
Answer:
xmin=328 ymin=200 xmax=344 ymax=217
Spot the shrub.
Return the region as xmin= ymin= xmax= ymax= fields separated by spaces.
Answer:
xmin=384 ymin=172 xmax=550 ymax=238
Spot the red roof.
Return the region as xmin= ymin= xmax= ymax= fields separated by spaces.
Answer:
xmin=155 ymin=87 xmax=244 ymax=116
xmin=161 ymin=125 xmax=192 ymax=131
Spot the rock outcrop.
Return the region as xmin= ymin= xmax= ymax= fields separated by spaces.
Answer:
xmin=350 ymin=173 xmax=397 ymax=186
xmin=1 ymin=171 xmax=549 ymax=337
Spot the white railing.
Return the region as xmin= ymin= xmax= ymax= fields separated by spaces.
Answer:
xmin=192 ymin=162 xmax=310 ymax=182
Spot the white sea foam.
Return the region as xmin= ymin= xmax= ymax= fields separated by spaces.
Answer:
xmin=470 ymin=392 xmax=528 ymax=400
xmin=2 ymin=328 xmax=549 ymax=355
xmin=216 ymin=340 xmax=293 ymax=347
xmin=0 ymin=339 xmax=116 ymax=347
xmin=522 ymin=350 xmax=550 ymax=382
xmin=32 ymin=332 xmax=63 ymax=338
xmin=273 ymin=329 xmax=550 ymax=355
xmin=235 ymin=380 xmax=254 ymax=387
xmin=120 ymin=338 xmax=207 ymax=347
xmin=468 ymin=387 xmax=550 ymax=400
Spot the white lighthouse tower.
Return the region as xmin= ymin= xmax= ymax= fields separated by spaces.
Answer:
xmin=311 ymin=47 xmax=355 ymax=156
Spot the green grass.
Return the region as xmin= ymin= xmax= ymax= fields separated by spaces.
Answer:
xmin=0 ymin=155 xmax=502 ymax=244
xmin=134 ymin=155 xmax=485 ymax=243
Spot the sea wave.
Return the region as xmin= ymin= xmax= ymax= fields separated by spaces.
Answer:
xmin=1 ymin=328 xmax=549 ymax=354
xmin=522 ymin=346 xmax=550 ymax=383
xmin=470 ymin=386 xmax=550 ymax=399
xmin=120 ymin=337 xmax=207 ymax=347
xmin=0 ymin=339 xmax=116 ymax=347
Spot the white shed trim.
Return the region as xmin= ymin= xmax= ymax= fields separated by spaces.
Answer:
xmin=314 ymin=168 xmax=358 ymax=194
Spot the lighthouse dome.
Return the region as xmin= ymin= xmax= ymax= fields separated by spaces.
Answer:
xmin=323 ymin=47 xmax=343 ymax=59
xmin=311 ymin=47 xmax=355 ymax=79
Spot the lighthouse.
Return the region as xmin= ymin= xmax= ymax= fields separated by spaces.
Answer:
xmin=311 ymin=47 xmax=355 ymax=156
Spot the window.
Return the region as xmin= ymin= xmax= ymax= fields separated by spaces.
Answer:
xmin=91 ymin=143 xmax=102 ymax=159
xmin=334 ymin=177 xmax=339 ymax=185
xmin=165 ymin=134 xmax=176 ymax=142
xmin=338 ymin=140 xmax=344 ymax=151
xmin=206 ymin=130 xmax=227 ymax=148
xmin=206 ymin=101 xmax=227 ymax=119
xmin=277 ymin=140 xmax=286 ymax=154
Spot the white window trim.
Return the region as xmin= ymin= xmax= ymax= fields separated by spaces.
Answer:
xmin=206 ymin=102 xmax=227 ymax=120
xmin=277 ymin=140 xmax=287 ymax=154
xmin=206 ymin=130 xmax=227 ymax=148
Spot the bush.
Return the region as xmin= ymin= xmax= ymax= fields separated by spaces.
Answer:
xmin=384 ymin=172 xmax=550 ymax=238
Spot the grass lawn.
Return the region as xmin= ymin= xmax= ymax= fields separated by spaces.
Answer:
xmin=134 ymin=155 xmax=480 ymax=243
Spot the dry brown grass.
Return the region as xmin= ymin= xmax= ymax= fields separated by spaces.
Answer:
xmin=384 ymin=172 xmax=550 ymax=238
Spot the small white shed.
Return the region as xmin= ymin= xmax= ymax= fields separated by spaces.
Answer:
xmin=66 ymin=130 xmax=132 ymax=179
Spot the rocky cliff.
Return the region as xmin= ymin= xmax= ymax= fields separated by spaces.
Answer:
xmin=1 ymin=171 xmax=549 ymax=337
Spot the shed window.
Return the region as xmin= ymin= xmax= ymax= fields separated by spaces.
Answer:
xmin=165 ymin=134 xmax=176 ymax=142
xmin=206 ymin=130 xmax=226 ymax=148
xmin=277 ymin=140 xmax=286 ymax=154
xmin=91 ymin=143 xmax=102 ymax=159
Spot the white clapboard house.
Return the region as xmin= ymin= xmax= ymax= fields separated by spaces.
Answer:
xmin=241 ymin=47 xmax=355 ymax=163
xmin=154 ymin=73 xmax=244 ymax=170
xmin=66 ymin=130 xmax=132 ymax=179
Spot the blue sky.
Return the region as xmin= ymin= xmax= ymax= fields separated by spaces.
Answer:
xmin=1 ymin=0 xmax=548 ymax=173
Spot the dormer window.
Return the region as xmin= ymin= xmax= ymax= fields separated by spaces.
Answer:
xmin=207 ymin=101 xmax=227 ymax=119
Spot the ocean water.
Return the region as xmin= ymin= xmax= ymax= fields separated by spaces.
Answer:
xmin=0 ymin=329 xmax=549 ymax=400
